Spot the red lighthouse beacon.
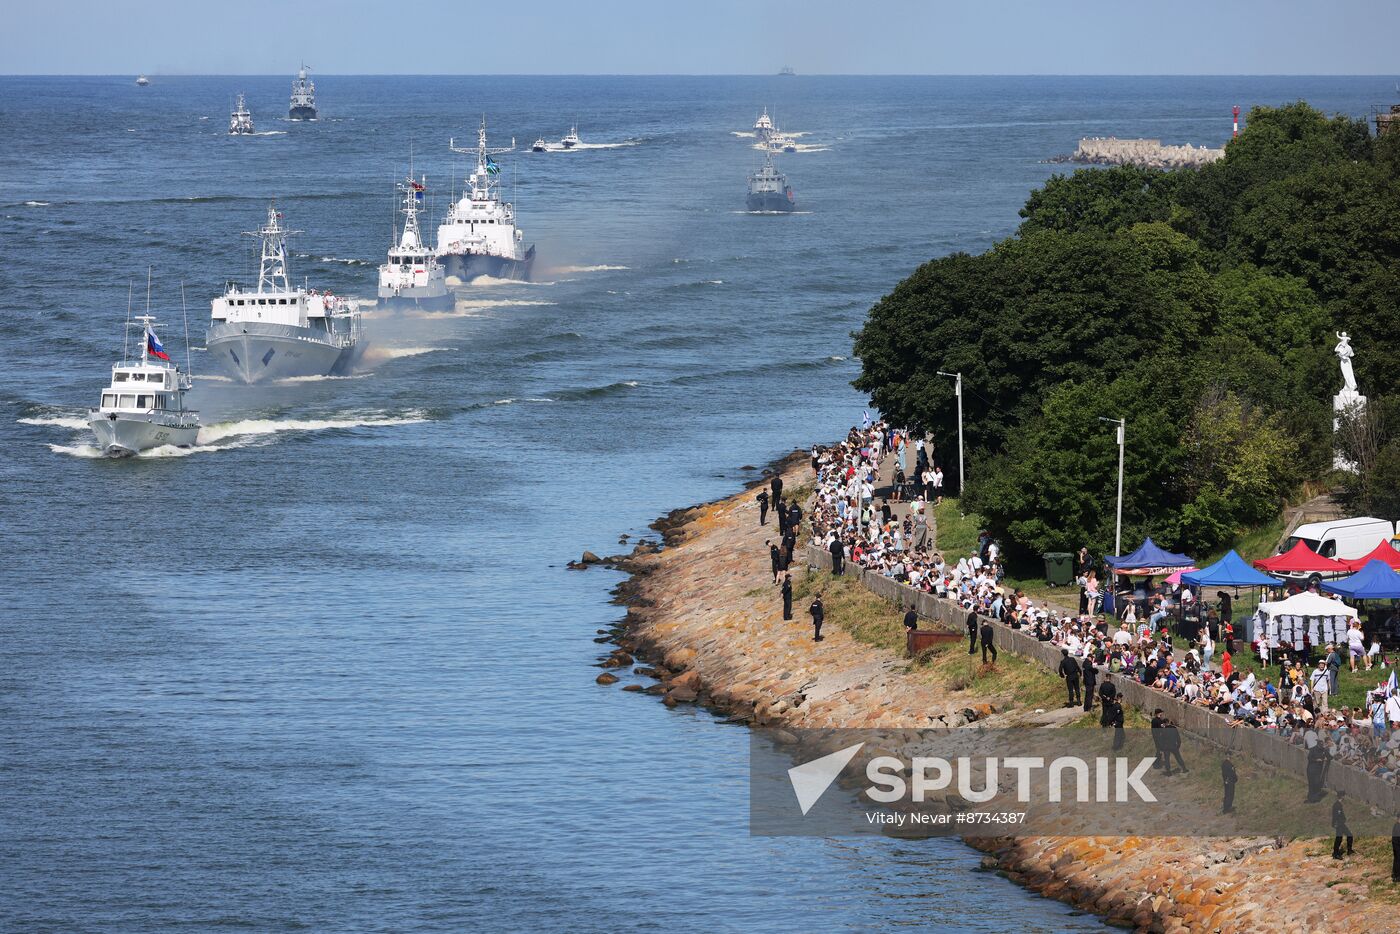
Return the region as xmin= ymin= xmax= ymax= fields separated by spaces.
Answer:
xmin=1232 ymin=105 xmax=1240 ymax=139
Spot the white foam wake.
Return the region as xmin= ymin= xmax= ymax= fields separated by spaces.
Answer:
xmin=469 ymin=274 xmax=557 ymax=287
xmin=361 ymin=346 xmax=449 ymax=362
xmin=553 ymin=264 xmax=629 ymax=274
xmin=19 ymin=416 xmax=88 ymax=430
xmin=195 ymin=412 xmax=429 ymax=443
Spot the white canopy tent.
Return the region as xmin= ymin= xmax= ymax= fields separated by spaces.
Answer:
xmin=1254 ymin=591 xmax=1358 ymax=656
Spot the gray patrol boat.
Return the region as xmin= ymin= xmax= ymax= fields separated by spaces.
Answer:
xmin=207 ymin=204 xmax=363 ymax=384
xmin=88 ymin=314 xmax=200 ymax=456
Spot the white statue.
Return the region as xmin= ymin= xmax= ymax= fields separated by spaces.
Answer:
xmin=1335 ymin=331 xmax=1358 ymax=394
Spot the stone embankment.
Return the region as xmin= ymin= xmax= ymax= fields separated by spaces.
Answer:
xmin=596 ymin=452 xmax=1395 ymax=932
xmin=1051 ymin=136 xmax=1225 ymax=169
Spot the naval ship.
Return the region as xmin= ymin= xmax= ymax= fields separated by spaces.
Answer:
xmin=229 ymin=94 xmax=255 ymax=135
xmin=207 ymin=204 xmax=363 ymax=383
xmin=436 ymin=118 xmax=536 ymax=282
xmin=289 ymin=64 xmax=317 ymax=120
xmin=379 ymin=173 xmax=452 ymax=312
xmin=747 ymin=149 xmax=795 ymax=212
xmin=753 ymin=108 xmax=775 ymax=143
xmin=88 ymin=314 xmax=199 ymax=456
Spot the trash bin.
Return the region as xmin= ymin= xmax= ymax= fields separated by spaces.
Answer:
xmin=1043 ymin=552 xmax=1073 ymax=587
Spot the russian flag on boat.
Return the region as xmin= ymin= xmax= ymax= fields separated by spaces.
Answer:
xmin=146 ymin=328 xmax=169 ymax=361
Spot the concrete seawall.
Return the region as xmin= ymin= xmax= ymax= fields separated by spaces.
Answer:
xmin=1051 ymin=136 xmax=1225 ymax=169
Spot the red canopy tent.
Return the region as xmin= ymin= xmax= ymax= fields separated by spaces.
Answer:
xmin=1253 ymin=540 xmax=1350 ymax=574
xmin=1339 ymin=539 xmax=1400 ymax=572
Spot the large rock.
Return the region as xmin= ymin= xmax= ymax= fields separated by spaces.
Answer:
xmin=596 ymin=672 xmax=619 ymax=685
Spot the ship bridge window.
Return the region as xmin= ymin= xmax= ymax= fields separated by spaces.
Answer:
xmin=114 ymin=372 xmax=129 ymax=382
xmin=102 ymin=393 xmax=116 ymax=408
xmin=137 ymin=395 xmax=153 ymax=409
xmin=119 ymin=394 xmax=135 ymax=408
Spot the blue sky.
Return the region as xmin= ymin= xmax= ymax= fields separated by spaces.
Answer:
xmin=4 ymin=0 xmax=1399 ymax=75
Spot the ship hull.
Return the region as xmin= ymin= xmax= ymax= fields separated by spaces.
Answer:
xmin=746 ymin=191 xmax=796 ymax=212
xmin=88 ymin=414 xmax=199 ymax=457
xmin=288 ymin=106 xmax=318 ymax=120
xmin=377 ymin=289 xmax=456 ymax=313
xmin=207 ymin=321 xmax=360 ymax=384
xmin=440 ymin=245 xmax=537 ymax=283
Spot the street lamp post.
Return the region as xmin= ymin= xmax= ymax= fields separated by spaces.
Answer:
xmin=1099 ymin=416 xmax=1125 ymax=557
xmin=937 ymin=370 xmax=964 ymax=495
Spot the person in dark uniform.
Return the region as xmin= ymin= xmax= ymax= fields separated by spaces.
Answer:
xmin=787 ymin=502 xmax=802 ymax=533
xmin=1391 ymin=812 xmax=1400 ymax=882
xmin=770 ymin=474 xmax=783 ymax=508
xmin=775 ymin=497 xmax=788 ymax=535
xmin=1058 ymin=649 xmax=1081 ymax=707
xmin=980 ymin=620 xmax=997 ymax=664
xmin=903 ymin=606 xmax=919 ymax=633
xmin=781 ymin=573 xmax=793 ymax=621
xmin=1150 ymin=709 xmax=1167 ymax=770
xmin=1159 ymin=719 xmax=1187 ymax=775
xmin=1332 ymin=791 xmax=1354 ymax=859
xmin=1221 ymin=755 xmax=1238 ymax=814
xmin=966 ymin=609 xmax=979 ymax=655
xmin=1080 ymin=657 xmax=1098 ymax=712
xmin=782 ymin=529 xmax=796 ymax=570
xmin=768 ymin=541 xmax=782 ymax=584
xmin=1305 ymin=741 xmax=1330 ymax=803
xmin=1109 ymin=698 xmax=1125 ymax=750
xmin=829 ymin=536 xmax=845 ymax=575
xmin=809 ymin=595 xmax=825 ymax=642
xmin=757 ymin=489 xmax=770 ymax=526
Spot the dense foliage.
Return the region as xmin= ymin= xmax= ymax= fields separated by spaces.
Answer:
xmin=853 ymin=103 xmax=1400 ymax=563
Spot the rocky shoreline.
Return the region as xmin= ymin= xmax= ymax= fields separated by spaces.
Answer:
xmin=587 ymin=452 xmax=1395 ymax=932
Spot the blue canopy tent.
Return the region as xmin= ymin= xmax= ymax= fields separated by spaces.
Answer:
xmin=1320 ymin=559 xmax=1400 ymax=600
xmin=1105 ymin=537 xmax=1195 ymax=570
xmin=1181 ymin=551 xmax=1283 ymax=589
xmin=1103 ymin=538 xmax=1194 ymax=617
xmin=1182 ymin=550 xmax=1284 ymax=642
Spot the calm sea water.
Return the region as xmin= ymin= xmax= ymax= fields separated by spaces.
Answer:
xmin=0 ymin=75 xmax=1388 ymax=931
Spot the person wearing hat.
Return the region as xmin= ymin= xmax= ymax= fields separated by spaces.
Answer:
xmin=1080 ymin=655 xmax=1098 ymax=712
xmin=808 ymin=594 xmax=825 ymax=642
xmin=781 ymin=573 xmax=793 ymax=621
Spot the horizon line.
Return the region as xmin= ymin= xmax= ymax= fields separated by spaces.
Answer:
xmin=5 ymin=72 xmax=1400 ymax=79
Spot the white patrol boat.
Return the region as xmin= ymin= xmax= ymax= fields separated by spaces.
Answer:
xmin=136 ymin=74 xmax=150 ymax=87
xmin=88 ymin=315 xmax=199 ymax=456
xmin=207 ymin=204 xmax=363 ymax=383
xmin=229 ymin=94 xmax=255 ymax=135
xmin=747 ymin=148 xmax=796 ymax=213
xmin=289 ymin=64 xmax=317 ymax=120
xmin=436 ymin=118 xmax=536 ymax=282
xmin=753 ymin=108 xmax=775 ymax=142
xmin=560 ymin=125 xmax=581 ymax=149
xmin=531 ymin=137 xmax=549 ymax=152
xmin=378 ymin=173 xmax=452 ymax=312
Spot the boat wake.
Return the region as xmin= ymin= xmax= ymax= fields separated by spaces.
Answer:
xmin=359 ymin=345 xmax=450 ymax=362
xmin=18 ymin=415 xmax=88 ymax=430
xmin=297 ymin=253 xmax=372 ymax=266
xmin=466 ymin=274 xmax=557 ymax=287
xmin=552 ymin=264 xmax=630 ymax=274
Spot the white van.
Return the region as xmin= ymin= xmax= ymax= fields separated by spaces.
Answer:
xmin=1282 ymin=516 xmax=1396 ymax=561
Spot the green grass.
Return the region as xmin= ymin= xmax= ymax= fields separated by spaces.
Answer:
xmin=931 ymin=498 xmax=981 ymax=559
xmin=791 ymin=566 xmax=1080 ymax=715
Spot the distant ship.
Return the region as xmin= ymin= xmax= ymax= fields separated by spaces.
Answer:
xmin=778 ymin=66 xmax=796 ymax=77
xmin=135 ymin=74 xmax=150 ymax=87
xmin=560 ymin=125 xmax=581 ymax=149
xmin=89 ymin=314 xmax=199 ymax=456
xmin=747 ymin=149 xmax=795 ymax=212
xmin=229 ymin=94 xmax=255 ymax=135
xmin=207 ymin=204 xmax=363 ymax=383
xmin=379 ymin=172 xmax=452 ymax=312
xmin=531 ymin=137 xmax=549 ymax=152
xmin=436 ymin=118 xmax=536 ymax=282
xmin=289 ymin=64 xmax=317 ymax=120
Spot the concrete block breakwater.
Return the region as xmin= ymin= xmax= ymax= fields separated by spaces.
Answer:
xmin=806 ymin=543 xmax=1400 ymax=816
xmin=1051 ymin=136 xmax=1225 ymax=169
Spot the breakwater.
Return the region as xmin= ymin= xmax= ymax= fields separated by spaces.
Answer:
xmin=600 ymin=453 xmax=1394 ymax=932
xmin=1051 ymin=136 xmax=1225 ymax=169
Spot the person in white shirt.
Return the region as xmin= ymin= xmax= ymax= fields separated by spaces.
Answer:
xmin=1386 ymin=692 xmax=1400 ymax=728
xmin=1346 ymin=621 xmax=1365 ymax=672
xmin=1310 ymin=662 xmax=1331 ymax=713
xmin=1112 ymin=624 xmax=1133 ymax=647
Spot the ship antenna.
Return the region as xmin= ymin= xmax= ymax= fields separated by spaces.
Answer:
xmin=122 ymin=279 xmax=133 ymax=363
xmin=181 ymin=281 xmax=193 ymax=378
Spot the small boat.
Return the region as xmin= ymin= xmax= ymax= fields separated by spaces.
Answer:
xmin=229 ymin=94 xmax=255 ymax=135
xmin=88 ymin=310 xmax=199 ymax=457
xmin=778 ymin=66 xmax=796 ymax=77
xmin=560 ymin=125 xmax=580 ymax=149
xmin=531 ymin=137 xmax=548 ymax=152
xmin=747 ymin=148 xmax=796 ymax=213
xmin=136 ymin=74 xmax=150 ymax=86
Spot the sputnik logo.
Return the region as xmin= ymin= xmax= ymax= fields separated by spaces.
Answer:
xmin=787 ymin=742 xmax=865 ymax=815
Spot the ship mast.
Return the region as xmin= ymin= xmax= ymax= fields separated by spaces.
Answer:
xmin=398 ymin=174 xmax=427 ymax=250
xmin=245 ymin=203 xmax=300 ymax=292
xmin=449 ymin=117 xmax=515 ymax=201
